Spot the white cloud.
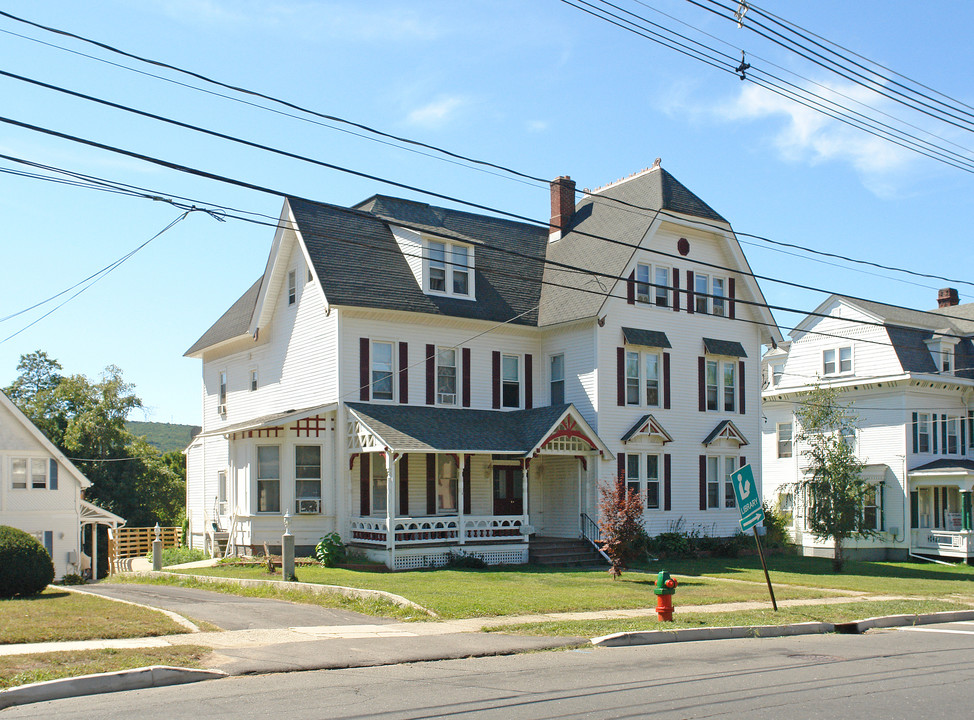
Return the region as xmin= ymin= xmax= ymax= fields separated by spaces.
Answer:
xmin=405 ymin=96 xmax=469 ymax=129
xmin=526 ymin=120 xmax=548 ymax=133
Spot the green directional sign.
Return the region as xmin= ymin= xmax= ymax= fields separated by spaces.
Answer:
xmin=730 ymin=464 xmax=763 ymax=532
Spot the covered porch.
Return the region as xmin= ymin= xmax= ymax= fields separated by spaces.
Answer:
xmin=344 ymin=402 xmax=612 ymax=570
xmin=910 ymin=460 xmax=974 ymax=559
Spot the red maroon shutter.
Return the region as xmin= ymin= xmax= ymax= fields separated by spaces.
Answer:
xmin=686 ymin=270 xmax=695 ymax=314
xmin=360 ymin=455 xmax=370 ymax=515
xmin=399 ymin=341 xmax=409 ymax=404
xmin=672 ymin=271 xmax=680 ymax=313
xmin=492 ymin=351 xmax=501 ymax=409
xmin=698 ymin=356 xmax=706 ymax=412
xmin=618 ymin=452 xmax=626 ymax=482
xmin=739 ymin=360 xmax=746 ymax=415
xmin=663 ymin=454 xmax=671 ymax=511
xmin=399 ymin=455 xmax=409 ymax=516
xmin=463 ymin=455 xmax=472 ymax=514
xmin=663 ymin=352 xmax=671 ymax=410
xmin=462 ymin=348 xmax=471 ymax=407
xmin=729 ymin=278 xmax=736 ymax=319
xmin=739 ymin=456 xmax=747 ymax=471
xmin=627 ymin=271 xmax=635 ymax=305
xmin=617 ymin=347 xmax=625 ymax=406
xmin=699 ymin=455 xmax=707 ymax=510
xmin=359 ymin=338 xmax=370 ymax=401
xmin=525 ymin=354 xmax=533 ymax=409
xmin=426 ymin=454 xmax=436 ymax=514
xmin=425 ymin=344 xmax=435 ymax=405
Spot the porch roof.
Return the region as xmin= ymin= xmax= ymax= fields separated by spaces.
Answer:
xmin=80 ymin=500 xmax=126 ymax=528
xmin=910 ymin=459 xmax=974 ymax=476
xmin=345 ymin=402 xmax=612 ymax=457
xmin=197 ymin=403 xmax=337 ymax=438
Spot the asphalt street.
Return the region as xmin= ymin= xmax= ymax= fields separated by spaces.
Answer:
xmin=8 ymin=621 xmax=974 ymax=719
xmin=78 ymin=583 xmax=395 ymax=631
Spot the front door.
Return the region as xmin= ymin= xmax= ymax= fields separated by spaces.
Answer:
xmin=493 ymin=467 xmax=523 ymax=515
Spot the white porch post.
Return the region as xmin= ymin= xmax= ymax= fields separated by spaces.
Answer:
xmin=92 ymin=524 xmax=98 ymax=581
xmin=458 ymin=454 xmax=466 ymax=546
xmin=386 ymin=450 xmax=396 ymax=566
xmin=522 ymin=459 xmax=530 ymax=530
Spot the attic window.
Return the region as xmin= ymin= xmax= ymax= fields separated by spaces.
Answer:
xmin=426 ymin=240 xmax=474 ymax=300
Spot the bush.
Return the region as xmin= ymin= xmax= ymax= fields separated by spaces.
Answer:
xmin=444 ymin=551 xmax=487 ymax=569
xmin=0 ymin=525 xmax=55 ymax=598
xmin=646 ymin=531 xmax=693 ymax=558
xmin=315 ymin=533 xmax=346 ymax=567
xmin=58 ymin=573 xmax=87 ymax=586
xmin=761 ymin=501 xmax=792 ymax=548
xmin=145 ymin=546 xmax=208 ymax=566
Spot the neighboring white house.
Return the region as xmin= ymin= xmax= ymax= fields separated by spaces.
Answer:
xmin=184 ymin=164 xmax=781 ymax=569
xmin=762 ymin=289 xmax=974 ymax=561
xmin=0 ymin=390 xmax=124 ymax=579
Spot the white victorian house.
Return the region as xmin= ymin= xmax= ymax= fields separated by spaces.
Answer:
xmin=0 ymin=390 xmax=124 ymax=579
xmin=185 ymin=164 xmax=781 ymax=569
xmin=762 ymin=289 xmax=974 ymax=561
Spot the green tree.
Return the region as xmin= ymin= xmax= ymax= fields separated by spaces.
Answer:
xmin=794 ymin=385 xmax=872 ymax=572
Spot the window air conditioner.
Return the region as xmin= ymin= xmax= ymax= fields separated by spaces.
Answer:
xmin=217 ymin=404 xmax=227 ymax=415
xmin=296 ymin=498 xmax=321 ymax=514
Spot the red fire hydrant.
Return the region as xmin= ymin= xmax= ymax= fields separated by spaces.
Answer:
xmin=654 ymin=570 xmax=678 ymax=621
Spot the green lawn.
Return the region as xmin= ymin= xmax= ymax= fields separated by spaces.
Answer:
xmin=0 ymin=646 xmax=209 ymax=690
xmin=171 ymin=563 xmax=830 ymax=619
xmin=487 ymin=599 xmax=973 ymax=638
xmin=0 ymin=589 xmax=189 ymax=644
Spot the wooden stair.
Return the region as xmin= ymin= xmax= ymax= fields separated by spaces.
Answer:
xmin=528 ymin=536 xmax=606 ymax=568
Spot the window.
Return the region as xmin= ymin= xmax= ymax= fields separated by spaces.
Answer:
xmin=712 ymin=277 xmax=725 ymax=317
xmin=295 ymin=446 xmax=322 ymax=511
xmin=695 ymin=273 xmax=710 ymax=314
xmin=777 ymin=422 xmax=793 ymax=458
xmin=706 ymin=360 xmax=719 ymax=411
xmin=436 ymin=348 xmax=457 ymax=405
xmin=11 ymin=458 xmax=47 ymax=490
xmin=256 ymin=446 xmax=280 ymax=513
xmin=636 ymin=264 xmax=651 ymax=303
xmin=502 ymin=354 xmax=520 ymax=408
xmin=626 ymin=453 xmax=660 ymax=509
xmin=655 ymin=267 xmax=670 ymax=308
xmin=778 ymin=492 xmax=794 ymax=524
xmin=626 ymin=454 xmax=641 ymax=499
xmin=287 ymin=269 xmax=296 ymax=305
xmin=372 ymin=341 xmax=394 ymax=401
xmin=217 ymin=469 xmax=227 ymax=512
xmin=917 ymin=413 xmax=931 ymax=453
xmin=946 ymin=417 xmax=959 ymax=455
xmin=635 ymin=263 xmax=672 ymax=307
xmin=436 ymin=455 xmax=458 ymax=512
xmin=724 ymin=457 xmax=737 ymax=508
xmin=219 ymin=371 xmax=227 ymax=406
xmin=771 ymin=362 xmax=784 ymax=385
xmin=427 ymin=240 xmax=473 ymax=298
xmin=646 ymin=454 xmax=660 ymax=510
xmin=722 ymin=363 xmax=736 ymax=412
xmin=823 ymin=346 xmax=852 ymax=375
xmin=250 ymin=369 xmax=258 ymax=392
xmin=626 ymin=350 xmax=660 ymax=407
xmin=550 ymin=353 xmax=565 ymax=405
xmin=863 ymin=485 xmax=881 ymax=530
xmin=840 ymin=426 xmax=857 ymax=453
xmin=707 ymin=456 xmax=720 ymax=509
xmin=372 ymin=453 xmax=387 ymax=515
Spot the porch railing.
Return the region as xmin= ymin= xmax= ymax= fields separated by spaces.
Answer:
xmin=350 ymin=515 xmax=524 ymax=546
xmin=580 ymin=512 xmax=612 ymax=564
xmin=912 ymin=528 xmax=973 ymax=555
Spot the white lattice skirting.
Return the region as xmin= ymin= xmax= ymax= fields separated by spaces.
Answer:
xmin=390 ymin=546 xmax=528 ymax=570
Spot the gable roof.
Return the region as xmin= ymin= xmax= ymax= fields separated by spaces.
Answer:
xmin=184 ymin=277 xmax=261 ymax=356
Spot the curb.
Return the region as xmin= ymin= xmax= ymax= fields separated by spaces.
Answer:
xmin=126 ymin=571 xmax=436 ymax=616
xmin=0 ymin=665 xmax=227 ymax=710
xmin=592 ymin=609 xmax=974 ymax=647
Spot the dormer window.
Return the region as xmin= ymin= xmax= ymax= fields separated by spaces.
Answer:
xmin=923 ymin=336 xmax=958 ymax=376
xmin=426 ymin=240 xmax=474 ymax=299
xmin=823 ymin=346 xmax=852 ymax=376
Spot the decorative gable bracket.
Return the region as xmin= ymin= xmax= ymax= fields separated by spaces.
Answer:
xmin=702 ymin=419 xmax=749 ymax=447
xmin=621 ymin=414 xmax=673 ymax=445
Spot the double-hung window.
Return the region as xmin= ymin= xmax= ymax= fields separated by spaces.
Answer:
xmin=946 ymin=417 xmax=960 ymax=455
xmin=372 ymin=341 xmax=394 ymax=401
xmin=626 ymin=351 xmax=641 ymax=405
xmin=777 ymin=422 xmax=793 ymax=458
xmin=295 ymin=446 xmax=322 ymax=512
xmin=256 ymin=446 xmax=280 ymax=513
xmin=840 ymin=426 xmax=857 ymax=453
xmin=646 ymin=454 xmax=660 ymax=510
xmin=823 ymin=346 xmax=852 ymax=376
xmin=452 ymin=245 xmax=469 ymax=294
xmin=627 ymin=350 xmax=661 ymax=407
xmin=502 ymin=355 xmax=520 ymax=408
xmin=287 ymin=269 xmax=296 ymax=305
xmin=722 ymin=363 xmax=736 ymax=412
xmin=550 ymin=353 xmax=565 ymax=405
xmin=250 ymin=369 xmax=258 ymax=392
xmin=636 ymin=264 xmax=651 ymax=304
xmin=706 ymin=456 xmax=721 ymax=509
xmin=11 ymin=458 xmax=47 ymax=490
xmin=371 ymin=453 xmax=387 ymax=515
xmin=917 ymin=413 xmax=931 ymax=453
xmin=863 ymin=485 xmax=881 ymax=530
xmin=436 ymin=454 xmax=458 ymax=513
xmin=771 ymin=362 xmax=784 ymax=386
xmin=626 ymin=454 xmax=641 ymax=499
xmin=635 ymin=263 xmax=672 ymax=307
xmin=723 ymin=457 xmax=737 ymax=508
xmin=436 ymin=347 xmax=457 ymax=405
xmin=655 ymin=267 xmax=670 ymax=307
xmin=706 ymin=358 xmax=737 ymax=412
xmin=428 ymin=242 xmax=447 ymax=292
xmin=219 ymin=371 xmax=227 ymax=407
xmin=695 ymin=273 xmax=710 ymax=314
xmin=427 ymin=240 xmax=473 ymax=298
xmin=712 ymin=277 xmax=725 ymax=317
xmin=706 ymin=360 xmax=719 ymax=411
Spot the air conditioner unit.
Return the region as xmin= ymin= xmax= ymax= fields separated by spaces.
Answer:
xmin=217 ymin=404 xmax=227 ymax=415
xmin=296 ymin=498 xmax=321 ymax=514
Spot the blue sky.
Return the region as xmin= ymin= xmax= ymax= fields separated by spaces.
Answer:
xmin=1 ymin=0 xmax=972 ymax=424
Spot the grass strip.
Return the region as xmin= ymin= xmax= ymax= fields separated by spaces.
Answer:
xmin=0 ymin=589 xmax=189 ymax=645
xmin=0 ymin=645 xmax=210 ymax=690
xmin=486 ymin=599 xmax=973 ymax=637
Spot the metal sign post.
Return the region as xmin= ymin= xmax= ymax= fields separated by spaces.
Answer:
xmin=730 ymin=464 xmax=777 ymax=611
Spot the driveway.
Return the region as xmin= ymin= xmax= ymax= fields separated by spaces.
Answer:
xmin=81 ymin=583 xmax=396 ymax=631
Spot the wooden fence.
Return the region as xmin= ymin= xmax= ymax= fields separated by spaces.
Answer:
xmin=108 ymin=526 xmax=182 ymax=574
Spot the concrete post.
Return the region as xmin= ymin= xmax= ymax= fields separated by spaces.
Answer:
xmin=282 ymin=511 xmax=295 ymax=581
xmin=152 ymin=523 xmax=162 ymax=571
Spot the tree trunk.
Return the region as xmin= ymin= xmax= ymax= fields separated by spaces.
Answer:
xmin=832 ymin=539 xmax=845 ymax=572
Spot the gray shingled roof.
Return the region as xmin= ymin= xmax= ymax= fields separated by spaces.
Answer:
xmin=839 ymin=295 xmax=974 ymax=334
xmin=539 ymin=167 xmax=729 ymax=327
xmin=911 ymin=459 xmax=974 ymax=473
xmin=703 ymin=338 xmax=748 ymax=358
xmin=346 ymin=402 xmax=574 ymax=455
xmin=622 ymin=327 xmax=671 ymax=348
xmin=185 ymin=277 xmax=261 ymax=356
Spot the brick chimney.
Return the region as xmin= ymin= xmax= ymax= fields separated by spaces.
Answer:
xmin=549 ymin=175 xmax=576 ymax=241
xmin=938 ymin=287 xmax=959 ymax=308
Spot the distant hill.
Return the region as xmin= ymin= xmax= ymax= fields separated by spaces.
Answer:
xmin=125 ymin=421 xmax=201 ymax=454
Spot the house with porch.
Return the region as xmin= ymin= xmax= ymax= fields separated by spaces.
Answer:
xmin=184 ymin=163 xmax=781 ymax=569
xmin=0 ymin=390 xmax=124 ymax=579
xmin=762 ymin=289 xmax=974 ymax=561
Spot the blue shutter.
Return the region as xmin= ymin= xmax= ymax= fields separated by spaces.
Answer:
xmin=43 ymin=531 xmax=53 ymax=557
xmin=933 ymin=414 xmax=938 ymax=453
xmin=49 ymin=459 xmax=58 ymax=490
xmin=942 ymin=415 xmax=948 ymax=455
xmin=911 ymin=412 xmax=918 ymax=454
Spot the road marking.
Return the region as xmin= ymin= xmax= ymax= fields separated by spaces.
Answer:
xmin=898 ymin=627 xmax=974 ymax=636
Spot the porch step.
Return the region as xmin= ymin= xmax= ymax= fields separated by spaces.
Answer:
xmin=529 ymin=537 xmax=606 ymax=568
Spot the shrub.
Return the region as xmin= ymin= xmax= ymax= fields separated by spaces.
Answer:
xmin=761 ymin=501 xmax=792 ymax=548
xmin=444 ymin=551 xmax=487 ymax=569
xmin=0 ymin=525 xmax=55 ymax=598
xmin=58 ymin=573 xmax=87 ymax=586
xmin=315 ymin=532 xmax=346 ymax=567
xmin=646 ymin=531 xmax=693 ymax=558
xmin=145 ymin=546 xmax=208 ymax=566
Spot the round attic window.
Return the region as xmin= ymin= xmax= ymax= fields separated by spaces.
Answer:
xmin=677 ymin=237 xmax=690 ymax=256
